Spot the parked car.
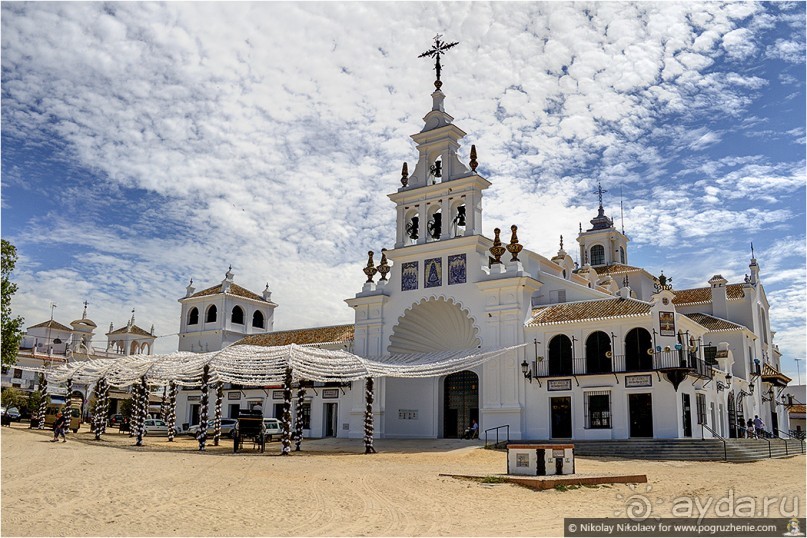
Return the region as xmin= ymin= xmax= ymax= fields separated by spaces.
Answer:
xmin=263 ymin=418 xmax=282 ymax=441
xmin=108 ymin=414 xmax=125 ymax=428
xmin=2 ymin=407 xmax=21 ymax=421
xmin=43 ymin=404 xmax=81 ymax=433
xmin=187 ymin=418 xmax=238 ymax=437
xmin=143 ymin=418 xmax=169 ymax=436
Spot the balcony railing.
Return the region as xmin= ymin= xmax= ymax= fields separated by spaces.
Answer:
xmin=534 ymin=351 xmax=713 ymax=379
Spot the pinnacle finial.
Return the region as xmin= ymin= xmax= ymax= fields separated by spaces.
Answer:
xmin=401 ymin=162 xmax=409 ymax=187
xmin=506 ymin=225 xmax=523 ymax=262
xmin=489 ymin=228 xmax=506 ymax=264
xmin=469 ymin=145 xmax=478 ymax=172
xmin=376 ymin=248 xmax=390 ymax=281
xmin=559 ymin=235 xmax=564 ymax=250
xmin=751 ymin=242 xmax=755 ymax=259
xmin=82 ymin=300 xmax=88 ymax=319
xmin=363 ymin=251 xmax=378 ymax=283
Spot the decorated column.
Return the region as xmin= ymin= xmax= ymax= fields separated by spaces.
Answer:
xmin=92 ymin=378 xmax=106 ymax=440
xmin=99 ymin=381 xmax=110 ymax=435
xmin=129 ymin=382 xmax=140 ymax=437
xmin=364 ymin=377 xmax=377 ymax=454
xmin=135 ymin=376 xmax=148 ymax=446
xmin=36 ymin=374 xmax=48 ymax=429
xmin=197 ymin=365 xmax=210 ymax=451
xmin=213 ymin=382 xmax=223 ymax=446
xmin=63 ymin=378 xmax=73 ymax=433
xmin=166 ymin=381 xmax=178 ymax=442
xmin=280 ymin=368 xmax=292 ymax=455
xmin=294 ymin=385 xmax=306 ymax=451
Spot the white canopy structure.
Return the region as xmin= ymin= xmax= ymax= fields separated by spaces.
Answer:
xmin=24 ymin=343 xmax=524 ymax=453
xmin=34 ymin=343 xmax=525 ymax=388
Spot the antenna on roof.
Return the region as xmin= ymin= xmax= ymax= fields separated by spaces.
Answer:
xmin=620 ymin=186 xmax=625 ymax=234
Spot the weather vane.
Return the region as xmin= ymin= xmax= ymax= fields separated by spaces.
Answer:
xmin=418 ymin=34 xmax=459 ymax=89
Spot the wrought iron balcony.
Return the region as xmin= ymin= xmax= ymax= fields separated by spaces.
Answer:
xmin=534 ymin=351 xmax=713 ymax=379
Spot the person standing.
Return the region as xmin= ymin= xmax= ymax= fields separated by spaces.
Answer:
xmin=51 ymin=411 xmax=67 ymax=442
xmin=753 ymin=415 xmax=765 ymax=438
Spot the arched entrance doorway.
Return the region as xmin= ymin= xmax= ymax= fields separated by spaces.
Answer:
xmin=444 ymin=371 xmax=479 ymax=438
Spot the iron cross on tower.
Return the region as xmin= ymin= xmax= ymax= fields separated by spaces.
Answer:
xmin=419 ymin=34 xmax=459 ymax=89
xmin=594 ymin=181 xmax=608 ymax=209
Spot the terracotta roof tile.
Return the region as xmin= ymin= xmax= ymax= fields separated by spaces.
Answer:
xmin=789 ymin=404 xmax=805 ymax=415
xmin=189 ymin=283 xmax=266 ymax=302
xmin=107 ymin=324 xmax=155 ymax=338
xmin=593 ymin=264 xmax=642 ymax=275
xmin=672 ymin=283 xmax=746 ymax=305
xmin=28 ymin=320 xmax=72 ymax=332
xmin=235 ymin=324 xmax=355 ymax=347
xmin=682 ymin=313 xmax=745 ymax=332
xmin=527 ymin=298 xmax=652 ymax=326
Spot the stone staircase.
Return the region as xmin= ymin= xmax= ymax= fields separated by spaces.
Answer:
xmin=512 ymin=438 xmax=805 ymax=462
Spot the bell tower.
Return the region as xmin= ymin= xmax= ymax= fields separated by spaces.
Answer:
xmin=576 ymin=181 xmax=629 ymax=268
xmin=389 ymin=36 xmax=490 ymax=249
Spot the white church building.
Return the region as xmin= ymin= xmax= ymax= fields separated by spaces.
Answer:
xmin=173 ymin=63 xmax=792 ymax=442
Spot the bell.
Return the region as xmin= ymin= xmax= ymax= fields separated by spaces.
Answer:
xmin=430 ymin=160 xmax=442 ymax=178
xmin=406 ymin=216 xmax=419 ymax=241
xmin=428 ymin=213 xmax=442 ymax=239
xmin=454 ymin=205 xmax=466 ymax=227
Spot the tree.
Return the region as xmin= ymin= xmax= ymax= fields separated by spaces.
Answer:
xmin=1 ymin=239 xmax=24 ymax=365
xmin=1 ymin=386 xmax=24 ymax=408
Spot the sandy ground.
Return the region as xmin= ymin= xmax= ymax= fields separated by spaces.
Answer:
xmin=1 ymin=424 xmax=805 ymax=537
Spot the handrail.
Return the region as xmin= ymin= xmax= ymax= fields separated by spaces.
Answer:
xmin=484 ymin=425 xmax=510 ymax=448
xmin=773 ymin=429 xmax=805 ymax=454
xmin=700 ymin=423 xmax=727 ymax=461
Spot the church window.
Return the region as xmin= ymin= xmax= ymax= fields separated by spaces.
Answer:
xmin=252 ymin=310 xmax=265 ymax=328
xmin=620 ymin=247 xmax=625 ymax=264
xmin=590 ymin=245 xmax=605 ymax=266
xmin=231 ymin=306 xmax=244 ymax=325
xmin=205 ymin=305 xmax=218 ymax=323
xmin=188 ymin=307 xmax=199 ymax=325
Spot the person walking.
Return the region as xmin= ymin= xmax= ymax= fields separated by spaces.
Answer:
xmin=51 ymin=411 xmax=67 ymax=442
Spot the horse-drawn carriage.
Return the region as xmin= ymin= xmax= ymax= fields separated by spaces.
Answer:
xmin=233 ymin=409 xmax=265 ymax=453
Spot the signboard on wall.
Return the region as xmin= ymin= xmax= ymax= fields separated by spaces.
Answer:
xmin=547 ymin=379 xmax=572 ymax=391
xmin=272 ymin=391 xmax=284 ymax=399
xmin=228 ymin=392 xmax=241 ymax=400
xmin=625 ymin=374 xmax=653 ymax=388
xmin=322 ymin=389 xmax=339 ymax=399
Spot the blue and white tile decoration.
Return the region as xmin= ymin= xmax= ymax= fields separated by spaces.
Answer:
xmin=401 ymin=261 xmax=418 ymax=291
xmin=448 ymin=254 xmax=466 ymax=285
xmin=424 ymin=257 xmax=442 ymax=288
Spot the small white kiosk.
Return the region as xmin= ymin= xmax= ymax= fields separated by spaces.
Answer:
xmin=507 ymin=444 xmax=575 ymax=476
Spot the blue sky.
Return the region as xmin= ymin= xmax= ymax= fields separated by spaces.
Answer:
xmin=2 ymin=2 xmax=805 ymax=380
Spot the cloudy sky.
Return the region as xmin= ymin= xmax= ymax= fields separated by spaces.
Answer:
xmin=2 ymin=2 xmax=805 ymax=379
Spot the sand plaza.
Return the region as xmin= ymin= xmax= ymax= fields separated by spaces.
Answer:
xmin=2 ymin=423 xmax=804 ymax=537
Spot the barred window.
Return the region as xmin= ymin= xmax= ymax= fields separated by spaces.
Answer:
xmin=590 ymin=245 xmax=605 ymax=266
xmin=696 ymin=393 xmax=706 ymax=425
xmin=585 ymin=391 xmax=611 ymax=429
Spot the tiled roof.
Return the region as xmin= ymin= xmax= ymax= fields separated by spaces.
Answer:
xmin=189 ymin=283 xmax=266 ymax=302
xmin=593 ymin=264 xmax=642 ymax=275
xmin=761 ymin=363 xmax=791 ymax=385
xmin=672 ymin=284 xmax=746 ymax=305
xmin=235 ymin=324 xmax=355 ymax=347
xmin=789 ymin=404 xmax=805 ymax=415
xmin=28 ymin=320 xmax=72 ymax=332
xmin=527 ymin=298 xmax=652 ymax=326
xmin=107 ymin=324 xmax=155 ymax=338
xmin=682 ymin=313 xmax=745 ymax=332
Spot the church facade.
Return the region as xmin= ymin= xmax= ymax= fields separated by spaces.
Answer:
xmin=172 ymin=65 xmax=792 ymax=443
